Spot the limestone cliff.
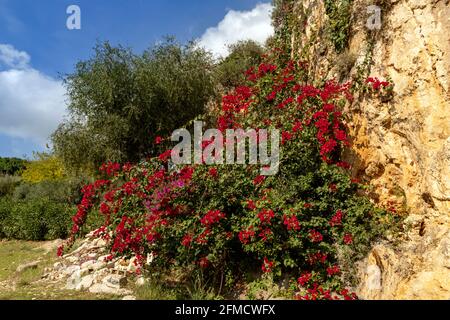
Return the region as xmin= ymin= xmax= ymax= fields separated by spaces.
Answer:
xmin=279 ymin=0 xmax=449 ymax=299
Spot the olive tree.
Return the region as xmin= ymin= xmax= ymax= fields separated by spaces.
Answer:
xmin=52 ymin=39 xmax=217 ymax=173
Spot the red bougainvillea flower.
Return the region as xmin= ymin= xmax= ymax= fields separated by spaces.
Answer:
xmin=199 ymin=257 xmax=209 ymax=268
xmin=155 ymin=136 xmax=163 ymax=144
xmin=366 ymin=77 xmax=390 ymax=90
xmin=258 ymin=62 xmax=277 ymax=76
xmin=334 ymin=129 xmax=347 ymax=142
xmin=283 ymin=214 xmax=300 ymax=231
xmin=340 ymin=289 xmax=358 ymax=300
xmin=320 ymin=139 xmax=337 ymax=156
xmin=308 ymin=252 xmax=328 ymax=265
xmin=292 ymin=121 xmax=303 ymax=133
xmin=253 ymin=175 xmax=265 ymax=186
xmin=277 ymin=96 xmax=294 ymax=109
xmin=309 ymin=229 xmax=323 ymax=243
xmin=266 ymin=91 xmax=277 ymax=101
xmin=327 ymin=265 xmax=340 ymax=276
xmin=323 ymin=103 xmax=335 ymax=112
xmin=100 ymin=162 xmax=121 ymax=177
xmin=297 ymin=272 xmax=312 ymax=286
xmin=122 ymin=181 xmax=137 ymax=196
xmin=261 ymin=257 xmax=274 ymax=273
xmin=195 ymin=229 xmax=210 ymax=245
xmin=336 ymin=161 xmax=351 ymax=169
xmin=246 ymin=199 xmax=256 ymax=211
xmin=257 ymin=209 xmax=275 ymax=224
xmin=329 ymin=210 xmax=343 ymax=227
xmin=281 ymin=131 xmax=293 ymax=145
xmin=350 ymin=178 xmax=360 ymax=184
xmin=258 ymin=228 xmax=272 ymax=242
xmin=122 ymin=162 xmax=133 ymax=172
xmin=208 ymin=167 xmax=218 ymax=178
xmin=158 ymin=149 xmax=172 ymax=162
xmin=104 ymin=190 xmax=116 ymax=202
xmin=99 ymin=202 xmax=111 ymax=215
xmin=238 ymin=227 xmax=255 ymax=245
xmin=200 ymin=209 xmax=225 ymax=226
xmin=57 ymin=245 xmax=64 ymax=257
xmin=343 ymin=233 xmax=353 ymax=244
xmin=181 ymin=234 xmax=193 ymax=247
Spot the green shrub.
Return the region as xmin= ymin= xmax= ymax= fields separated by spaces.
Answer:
xmin=0 ymin=197 xmax=13 ymax=238
xmin=13 ymin=177 xmax=87 ymax=205
xmin=0 ymin=177 xmax=86 ymax=241
xmin=215 ymin=40 xmax=264 ymax=89
xmin=0 ymin=157 xmax=27 ymax=175
xmin=0 ymin=198 xmax=74 ymax=241
xmin=0 ymin=175 xmax=21 ymax=197
xmin=324 ymin=0 xmax=353 ymax=53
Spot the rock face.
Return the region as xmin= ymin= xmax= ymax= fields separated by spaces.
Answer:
xmin=289 ymin=0 xmax=450 ymax=299
xmin=40 ymin=231 xmax=148 ymax=298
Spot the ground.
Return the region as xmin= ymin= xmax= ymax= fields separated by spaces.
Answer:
xmin=0 ymin=239 xmax=118 ymax=300
xmin=0 ymin=239 xmax=287 ymax=300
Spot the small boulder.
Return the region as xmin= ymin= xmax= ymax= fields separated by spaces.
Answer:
xmin=89 ymin=283 xmax=132 ymax=296
xmin=103 ymin=274 xmax=127 ymax=289
xmin=66 ymin=270 xmax=82 ymax=290
xmin=64 ymin=265 xmax=81 ymax=276
xmin=76 ymin=274 xmax=95 ymax=291
xmin=16 ymin=261 xmax=39 ymax=273
xmin=80 ymin=260 xmax=96 ymax=270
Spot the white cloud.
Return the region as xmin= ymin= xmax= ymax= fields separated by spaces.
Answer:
xmin=198 ymin=3 xmax=274 ymax=58
xmin=0 ymin=44 xmax=30 ymax=69
xmin=0 ymin=44 xmax=66 ymax=145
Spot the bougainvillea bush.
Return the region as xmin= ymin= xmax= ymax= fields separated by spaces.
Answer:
xmin=59 ymin=50 xmax=398 ymax=300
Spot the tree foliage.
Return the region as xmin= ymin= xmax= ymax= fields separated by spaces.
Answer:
xmin=0 ymin=157 xmax=27 ymax=175
xmin=52 ymin=39 xmax=217 ymax=173
xmin=214 ymin=40 xmax=265 ymax=89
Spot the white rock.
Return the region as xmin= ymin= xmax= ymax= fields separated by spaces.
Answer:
xmin=89 ymin=283 xmax=132 ymax=296
xmin=69 ymin=242 xmax=89 ymax=255
xmin=66 ymin=256 xmax=79 ymax=264
xmin=66 ymin=270 xmax=82 ymax=290
xmin=80 ymin=268 xmax=91 ymax=277
xmin=87 ymin=253 xmax=98 ymax=259
xmin=102 ymin=274 xmax=127 ymax=289
xmin=80 ymin=260 xmax=96 ymax=270
xmin=122 ymin=295 xmax=136 ymax=300
xmin=53 ymin=262 xmax=64 ymax=270
xmin=64 ymin=265 xmax=81 ymax=276
xmin=76 ymin=274 xmax=95 ymax=291
xmin=92 ymin=261 xmax=106 ymax=271
xmin=96 ymin=238 xmax=107 ymax=247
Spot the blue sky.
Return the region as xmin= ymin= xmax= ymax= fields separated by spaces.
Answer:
xmin=0 ymin=0 xmax=273 ymax=158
